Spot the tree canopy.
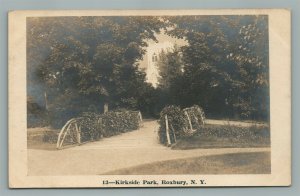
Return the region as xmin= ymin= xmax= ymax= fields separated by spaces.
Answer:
xmin=27 ymin=16 xmax=165 ymax=125
xmin=160 ymin=15 xmax=269 ymax=119
xmin=27 ymin=15 xmax=269 ymax=127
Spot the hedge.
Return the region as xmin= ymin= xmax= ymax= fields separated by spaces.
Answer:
xmin=158 ymin=105 xmax=205 ymax=145
xmin=183 ymin=105 xmax=206 ymax=130
xmin=78 ymin=110 xmax=142 ymax=142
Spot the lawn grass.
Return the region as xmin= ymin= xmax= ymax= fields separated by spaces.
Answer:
xmin=27 ymin=127 xmax=59 ymax=150
xmin=171 ymin=124 xmax=270 ymax=150
xmin=27 ymin=140 xmax=57 ymax=151
xmin=105 ymin=151 xmax=271 ymax=175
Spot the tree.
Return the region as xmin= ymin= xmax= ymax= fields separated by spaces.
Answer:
xmin=157 ymin=44 xmax=184 ymax=90
xmin=226 ymin=16 xmax=269 ymax=119
xmin=163 ymin=16 xmax=269 ymax=120
xmin=27 ymin=16 xmax=166 ymax=126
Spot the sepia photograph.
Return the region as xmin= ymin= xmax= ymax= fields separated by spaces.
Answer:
xmin=8 ymin=9 xmax=291 ymax=188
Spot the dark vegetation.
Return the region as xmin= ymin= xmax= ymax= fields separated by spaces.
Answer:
xmin=78 ymin=110 xmax=141 ymax=142
xmin=27 ymin=16 xmax=269 ymax=129
xmin=158 ymin=105 xmax=205 ymax=145
xmin=157 ymin=104 xmax=269 ymax=147
xmin=171 ymin=124 xmax=270 ymax=150
xmin=28 ymin=110 xmax=141 ymax=150
xmin=27 ymin=97 xmax=49 ymax=127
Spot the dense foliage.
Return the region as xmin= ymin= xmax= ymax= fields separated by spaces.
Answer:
xmin=27 ymin=15 xmax=269 ymax=129
xmin=27 ymin=16 xmax=165 ymax=126
xmin=183 ymin=105 xmax=206 ymax=129
xmin=78 ymin=112 xmax=102 ymax=141
xmin=161 ymin=15 xmax=269 ymax=120
xmin=78 ymin=110 xmax=141 ymax=141
xmin=158 ymin=105 xmax=205 ymax=145
xmin=157 ymin=45 xmax=184 ymax=90
xmin=158 ymin=105 xmax=186 ymax=144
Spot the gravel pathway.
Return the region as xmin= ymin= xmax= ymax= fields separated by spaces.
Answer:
xmin=28 ymin=120 xmax=270 ymax=175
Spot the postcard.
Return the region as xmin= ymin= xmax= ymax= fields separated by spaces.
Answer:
xmin=8 ymin=9 xmax=291 ymax=188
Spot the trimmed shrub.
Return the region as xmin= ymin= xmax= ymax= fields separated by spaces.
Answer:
xmin=79 ymin=112 xmax=103 ymax=142
xmin=158 ymin=105 xmax=187 ymax=145
xmin=102 ymin=110 xmax=140 ymax=136
xmin=77 ymin=110 xmax=141 ymax=142
xmin=158 ymin=105 xmax=206 ymax=145
xmin=183 ymin=105 xmax=206 ymax=130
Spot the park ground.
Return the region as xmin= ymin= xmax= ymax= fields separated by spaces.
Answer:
xmin=27 ymin=119 xmax=270 ymax=175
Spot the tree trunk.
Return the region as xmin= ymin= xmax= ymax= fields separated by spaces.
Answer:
xmin=44 ymin=91 xmax=48 ymax=110
xmin=104 ymin=102 xmax=109 ymax=113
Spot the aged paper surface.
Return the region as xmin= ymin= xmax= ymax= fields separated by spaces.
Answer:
xmin=9 ymin=9 xmax=291 ymax=188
